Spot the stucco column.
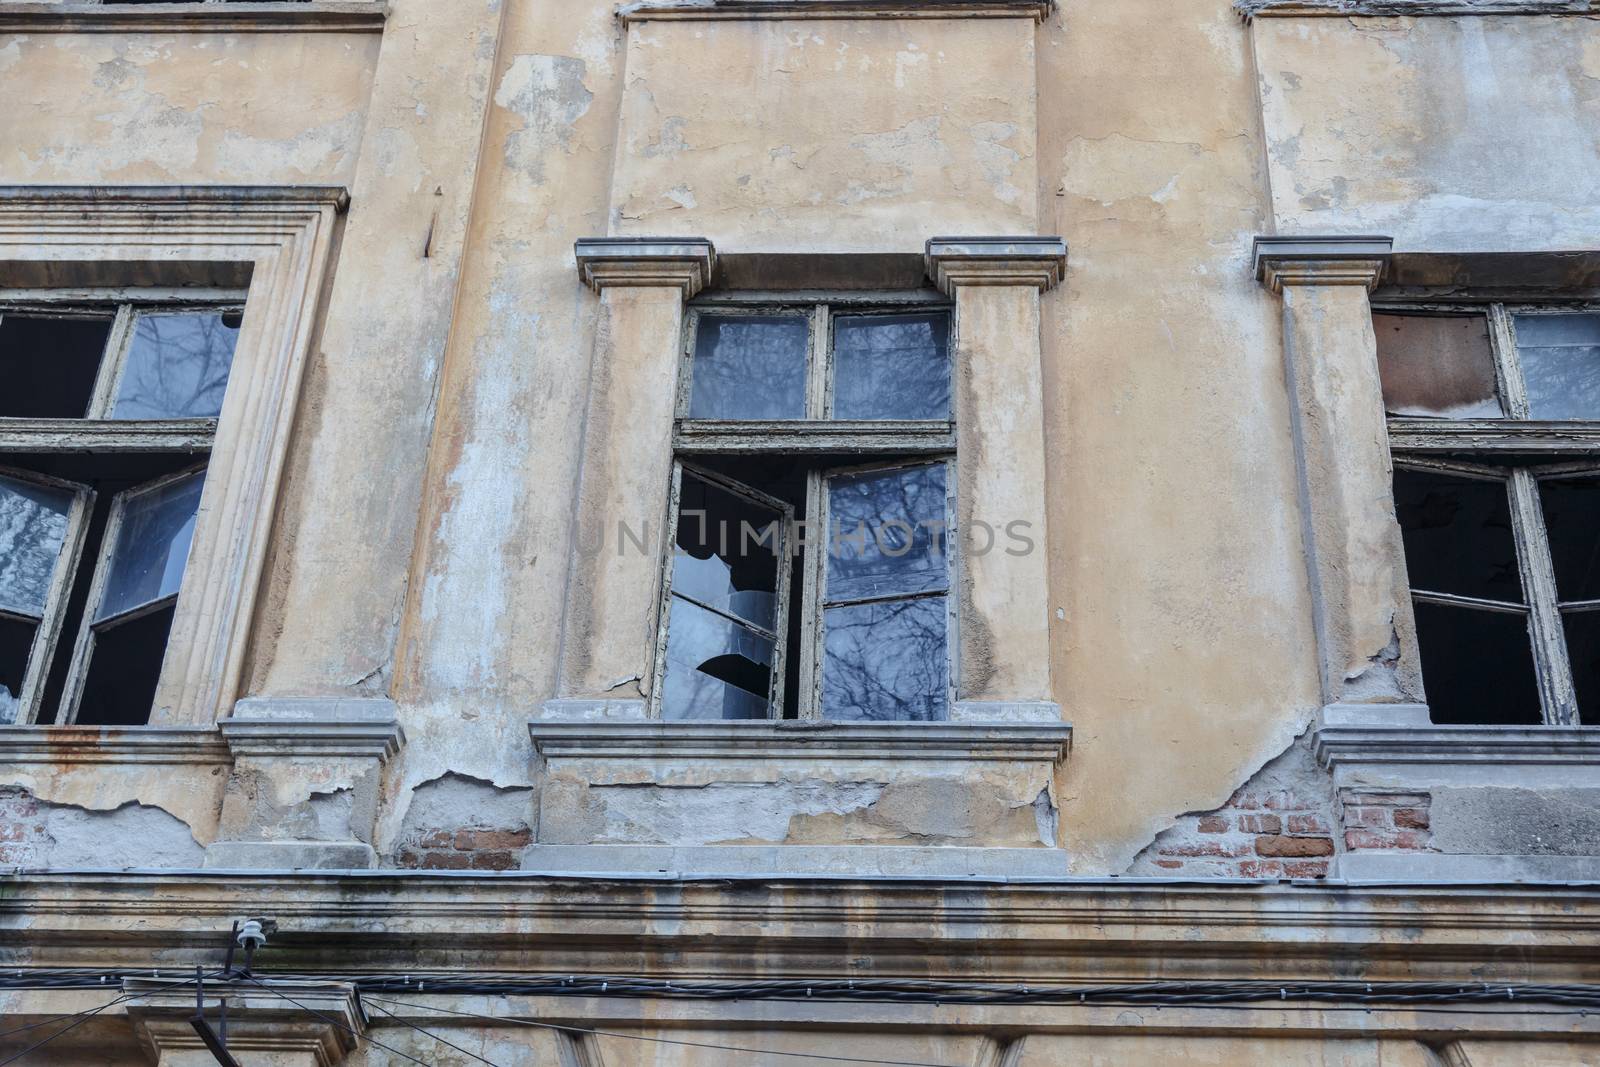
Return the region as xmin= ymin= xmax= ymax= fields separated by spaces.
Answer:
xmin=1253 ymin=236 xmax=1423 ymax=720
xmin=549 ymin=238 xmax=716 ymax=717
xmin=124 ymin=979 xmax=364 ymax=1066
xmin=926 ymin=237 xmax=1066 ymax=720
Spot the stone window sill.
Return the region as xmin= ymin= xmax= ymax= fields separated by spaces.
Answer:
xmin=0 ymin=725 xmax=230 ymax=766
xmin=0 ymin=2 xmax=387 ymax=33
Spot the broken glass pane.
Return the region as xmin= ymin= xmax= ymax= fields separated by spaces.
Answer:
xmin=823 ymin=596 xmax=948 ymax=722
xmin=826 ymin=463 xmax=948 ymax=603
xmin=1564 ymin=609 xmax=1600 ymax=723
xmin=0 ymin=314 xmax=112 ymax=418
xmin=688 ymin=315 xmax=808 ymax=420
xmin=0 ymin=615 xmax=37 ymax=725
xmin=1414 ymin=601 xmax=1542 ymax=725
xmin=673 ymin=473 xmax=783 ymax=632
xmin=659 ymin=596 xmax=773 ymax=721
xmin=833 ymin=311 xmax=951 ymax=420
xmin=111 ymin=311 xmax=241 ymax=419
xmin=0 ymin=474 xmax=74 ymax=620
xmin=1393 ymin=467 xmax=1522 ymax=604
xmin=97 ymin=471 xmax=205 ymax=623
xmin=1515 ymin=312 xmax=1600 ymax=421
xmin=1540 ymin=476 xmax=1600 ymax=604
xmin=1372 ymin=312 xmax=1501 ymax=419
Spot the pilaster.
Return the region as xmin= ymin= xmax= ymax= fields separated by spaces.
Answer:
xmin=125 ymin=978 xmax=364 ymax=1067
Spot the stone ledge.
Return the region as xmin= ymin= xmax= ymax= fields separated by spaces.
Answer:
xmin=574 ymin=236 xmax=716 ymax=295
xmin=0 ymin=2 xmax=388 ymax=33
xmin=522 ymin=844 xmax=1069 ymax=878
xmin=1315 ymin=724 xmax=1600 ymax=768
xmin=528 ymin=719 xmax=1072 ymax=762
xmin=1338 ymin=851 xmax=1600 ymax=883
xmin=619 ymin=1 xmax=1053 ymax=22
xmin=203 ymin=840 xmax=378 ymax=871
xmin=1252 ymin=234 xmax=1393 ymax=292
xmin=0 ymin=725 xmax=230 ymax=766
xmin=1238 ymin=0 xmax=1593 ymax=16
xmin=925 ymin=235 xmax=1068 ymax=294
xmin=221 ymin=697 xmax=405 ymax=760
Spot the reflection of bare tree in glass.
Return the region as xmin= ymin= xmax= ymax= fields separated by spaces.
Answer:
xmin=828 ymin=464 xmax=947 ymax=600
xmin=1514 ymin=314 xmax=1600 ymax=421
xmin=834 ymin=313 xmax=950 ymax=420
xmin=823 ymin=597 xmax=947 ymax=721
xmin=688 ymin=316 xmax=808 ymax=420
xmin=0 ymin=477 xmax=71 ymax=619
xmin=112 ymin=312 xmax=241 ymax=420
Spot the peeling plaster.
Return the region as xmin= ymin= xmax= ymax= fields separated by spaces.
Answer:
xmin=494 ymin=53 xmax=594 ymax=183
xmin=0 ymin=786 xmax=205 ymax=870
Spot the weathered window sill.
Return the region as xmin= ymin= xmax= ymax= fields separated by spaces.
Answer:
xmin=1313 ymin=705 xmax=1600 ymax=787
xmin=1238 ymin=0 xmax=1595 ymax=17
xmin=528 ymin=718 xmax=1071 ymax=764
xmin=618 ymin=1 xmax=1051 ymax=25
xmin=0 ymin=2 xmax=387 ymax=33
xmin=0 ymin=725 xmax=230 ymax=765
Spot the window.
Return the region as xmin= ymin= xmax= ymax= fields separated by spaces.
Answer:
xmin=657 ymin=296 xmax=956 ymax=722
xmin=0 ymin=290 xmax=243 ymax=726
xmin=1377 ymin=304 xmax=1600 ymax=726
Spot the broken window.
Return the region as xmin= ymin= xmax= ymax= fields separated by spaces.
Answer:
xmin=658 ymin=296 xmax=955 ymax=721
xmin=1381 ymin=302 xmax=1600 ymax=727
xmin=0 ymin=290 xmax=244 ymax=725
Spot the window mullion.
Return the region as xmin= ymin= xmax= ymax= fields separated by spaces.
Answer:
xmin=807 ymin=303 xmax=830 ymax=419
xmin=1487 ymin=303 xmax=1531 ymax=420
xmin=1508 ymin=467 xmax=1579 ymax=725
xmin=85 ymin=304 xmax=135 ymax=420
xmin=797 ymin=467 xmax=826 ymax=720
xmin=648 ymin=462 xmax=687 ymax=718
xmin=14 ymin=484 xmax=94 ymax=725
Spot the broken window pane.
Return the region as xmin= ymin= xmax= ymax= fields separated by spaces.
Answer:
xmin=1564 ymin=609 xmax=1600 ymax=722
xmin=1515 ymin=312 xmax=1600 ymax=421
xmin=823 ymin=596 xmax=948 ymax=722
xmin=1372 ymin=312 xmax=1501 ymax=419
xmin=97 ymin=471 xmax=204 ymax=623
xmin=0 ymin=474 xmax=74 ymax=620
xmin=688 ymin=315 xmax=808 ymax=420
xmin=0 ymin=313 xmax=112 ymax=418
xmin=1393 ymin=467 xmax=1522 ymax=604
xmin=0 ymin=615 xmax=36 ymax=725
xmin=74 ymin=602 xmax=175 ymax=726
xmin=111 ymin=311 xmax=241 ymax=420
xmin=659 ymin=597 xmax=773 ymax=721
xmin=1413 ymin=601 xmax=1542 ymax=725
xmin=826 ymin=463 xmax=948 ymax=603
xmin=1539 ymin=476 xmax=1600 ymax=604
xmin=833 ymin=312 xmax=951 ymax=420
xmin=673 ymin=474 xmax=783 ymax=632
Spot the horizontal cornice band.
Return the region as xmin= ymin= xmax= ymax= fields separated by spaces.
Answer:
xmin=619 ymin=1 xmax=1052 ymax=23
xmin=0 ymin=2 xmax=387 ymax=34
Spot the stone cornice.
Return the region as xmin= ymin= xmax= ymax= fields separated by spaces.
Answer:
xmin=220 ymin=698 xmax=405 ymax=761
xmin=1239 ymin=0 xmax=1593 ymax=16
xmin=574 ymin=236 xmax=716 ymax=296
xmin=0 ymin=2 xmax=387 ymax=33
xmin=619 ymin=0 xmax=1052 ymax=22
xmin=0 ymin=185 xmax=351 ymax=212
xmin=0 ymin=725 xmax=230 ymax=766
xmin=1315 ymin=723 xmax=1600 ymax=768
xmin=925 ymin=236 xmax=1068 ymax=295
xmin=124 ymin=977 xmax=363 ymax=1064
xmin=528 ymin=719 xmax=1072 ymax=763
xmin=1253 ymin=235 xmax=1393 ymax=293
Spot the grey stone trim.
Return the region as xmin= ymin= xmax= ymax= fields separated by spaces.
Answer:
xmin=1239 ymin=0 xmax=1594 ymax=17
xmin=522 ymin=844 xmax=1070 ymax=878
xmin=221 ymin=697 xmax=405 ymax=761
xmin=950 ymin=700 xmax=1064 ymax=724
xmin=0 ymin=725 xmax=230 ymax=766
xmin=535 ymin=697 xmax=649 ymax=722
xmin=1315 ymin=724 xmax=1600 ymax=768
xmin=573 ymin=236 xmax=716 ymax=295
xmin=1252 ymin=234 xmax=1393 ymax=291
xmin=0 ymin=185 xmax=351 ymax=212
xmin=1338 ymin=851 xmax=1600 ymax=883
xmin=925 ymin=236 xmax=1068 ymax=294
xmin=619 ymin=1 xmax=1053 ymax=23
xmin=528 ymin=719 xmax=1072 ymax=762
xmin=202 ymin=840 xmax=379 ymax=871
xmin=125 ymin=977 xmax=365 ymax=1063
xmin=0 ymin=2 xmax=388 ymax=33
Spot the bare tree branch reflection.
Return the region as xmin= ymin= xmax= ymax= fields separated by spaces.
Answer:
xmin=112 ymin=312 xmax=240 ymax=420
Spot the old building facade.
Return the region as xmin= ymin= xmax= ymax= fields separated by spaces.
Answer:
xmin=1 ymin=0 xmax=1598 ymax=1063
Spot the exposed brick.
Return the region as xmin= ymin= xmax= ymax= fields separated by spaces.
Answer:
xmin=1343 ymin=791 xmax=1428 ymax=807
xmin=1343 ymin=806 xmax=1393 ymax=829
xmin=468 ymin=850 xmax=520 ymax=871
xmin=1237 ymin=813 xmax=1281 ymax=834
xmin=1236 ymin=859 xmax=1284 ymax=878
xmin=1255 ymin=835 xmax=1334 ymax=858
xmin=1286 ymin=814 xmax=1328 ymax=834
xmin=1344 ymin=829 xmax=1388 ymax=850
xmin=1196 ymin=816 xmax=1229 ymax=834
xmin=1283 ymin=860 xmax=1329 ymax=879
xmin=394 ymin=849 xmax=424 ymax=868
xmin=1392 ymin=808 xmax=1430 ymax=830
xmin=417 ymin=829 xmax=455 ymax=849
xmin=419 ymin=851 xmax=471 ymax=870
xmin=1152 ymin=859 xmax=1183 ymax=870
xmin=454 ymin=828 xmax=532 ymax=851
xmin=1391 ymin=830 xmax=1432 ymax=850
xmin=1157 ymin=840 xmax=1253 ymax=859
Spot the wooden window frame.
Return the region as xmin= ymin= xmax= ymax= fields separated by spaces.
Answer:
xmin=0 ymin=186 xmax=346 ymax=726
xmin=1382 ymin=298 xmax=1600 ymax=726
xmin=656 ymin=293 xmax=958 ymax=721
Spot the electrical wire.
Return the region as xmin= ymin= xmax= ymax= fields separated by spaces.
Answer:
xmin=366 ymin=998 xmax=511 ymax=1067
xmin=232 ymin=975 xmax=439 ymax=1067
xmin=0 ymin=971 xmax=220 ymax=1067
xmin=363 ymin=995 xmax=976 ymax=1067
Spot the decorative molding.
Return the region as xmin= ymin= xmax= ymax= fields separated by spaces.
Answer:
xmin=124 ymin=977 xmax=364 ymax=1066
xmin=925 ymin=236 xmax=1068 ymax=294
xmin=1238 ymin=0 xmax=1594 ymax=17
xmin=0 ymin=1 xmax=389 ymax=33
xmin=521 ymin=843 xmax=1071 ymax=878
xmin=0 ymin=418 xmax=215 ymax=454
xmin=619 ymin=0 xmax=1052 ymax=23
xmin=574 ymin=236 xmax=716 ymax=296
xmin=0 ymin=187 xmax=347 ymax=728
xmin=1388 ymin=417 xmax=1600 ymax=455
xmin=1252 ymin=235 xmax=1393 ymax=293
xmin=1314 ymin=724 xmax=1600 ymax=769
xmin=221 ymin=698 xmax=405 ymax=761
xmin=0 ymin=725 xmax=229 ymax=766
xmin=529 ymin=719 xmax=1072 ymax=763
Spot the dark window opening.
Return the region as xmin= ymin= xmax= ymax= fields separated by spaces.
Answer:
xmin=0 ymin=314 xmax=113 ymax=419
xmin=1412 ymin=601 xmax=1543 ymax=725
xmin=74 ymin=603 xmax=176 ymax=726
